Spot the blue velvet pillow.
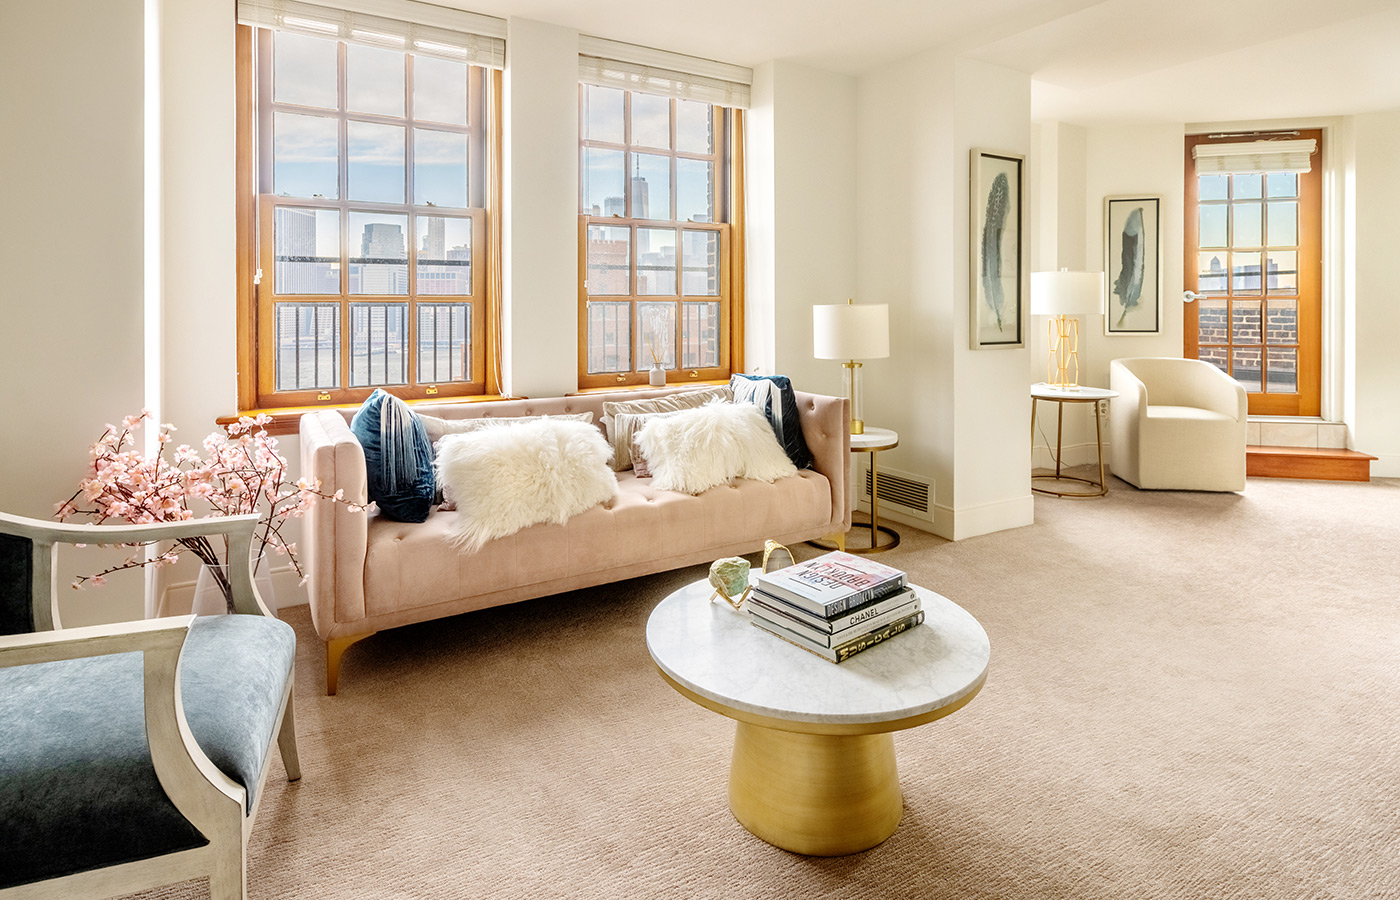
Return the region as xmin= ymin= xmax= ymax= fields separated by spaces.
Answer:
xmin=729 ymin=374 xmax=813 ymax=470
xmin=350 ymin=389 xmax=436 ymax=523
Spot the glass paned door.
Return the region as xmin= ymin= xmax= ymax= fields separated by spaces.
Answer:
xmin=1184 ymin=131 xmax=1321 ymax=417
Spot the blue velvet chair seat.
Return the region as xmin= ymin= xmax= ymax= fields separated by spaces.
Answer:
xmin=0 ymin=614 xmax=296 ymax=888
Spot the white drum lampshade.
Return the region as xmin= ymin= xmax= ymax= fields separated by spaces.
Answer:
xmin=813 ymin=301 xmax=889 ymax=435
xmin=1031 ymin=270 xmax=1103 ymax=389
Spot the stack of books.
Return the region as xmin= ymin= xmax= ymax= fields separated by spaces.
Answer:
xmin=748 ymin=551 xmax=923 ymax=663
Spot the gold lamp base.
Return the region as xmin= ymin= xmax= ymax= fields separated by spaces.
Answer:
xmin=842 ymin=360 xmax=864 ymax=434
xmin=1046 ymin=314 xmax=1081 ymax=389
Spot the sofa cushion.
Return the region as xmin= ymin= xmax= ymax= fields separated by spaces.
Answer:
xmin=729 ymin=374 xmax=813 ymax=469
xmin=350 ymin=389 xmax=436 ymax=523
xmin=420 ymin=411 xmax=593 ymax=446
xmin=636 ymin=403 xmax=797 ymax=495
xmin=0 ymin=614 xmax=295 ymax=887
xmin=436 ymin=418 xmax=618 ymax=552
xmin=601 ymin=385 xmax=733 ymax=471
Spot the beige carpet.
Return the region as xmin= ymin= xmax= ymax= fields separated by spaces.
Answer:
xmin=127 ymin=474 xmax=1400 ymax=900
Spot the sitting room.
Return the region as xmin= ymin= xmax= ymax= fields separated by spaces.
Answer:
xmin=2 ymin=0 xmax=1398 ymax=898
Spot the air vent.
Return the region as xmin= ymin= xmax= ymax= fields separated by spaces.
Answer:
xmin=860 ymin=465 xmax=933 ymax=522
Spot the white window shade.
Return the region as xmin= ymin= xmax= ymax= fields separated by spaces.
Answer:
xmin=1193 ymin=139 xmax=1317 ymax=174
xmin=578 ymin=36 xmax=752 ymax=109
xmin=237 ymin=0 xmax=505 ymax=68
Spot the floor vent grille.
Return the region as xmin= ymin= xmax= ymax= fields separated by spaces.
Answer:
xmin=861 ymin=465 xmax=933 ymax=522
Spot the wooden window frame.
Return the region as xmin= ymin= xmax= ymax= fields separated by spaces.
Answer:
xmin=1184 ymin=129 xmax=1322 ymax=417
xmin=236 ymin=24 xmax=495 ymax=412
xmin=577 ymin=88 xmax=737 ymax=389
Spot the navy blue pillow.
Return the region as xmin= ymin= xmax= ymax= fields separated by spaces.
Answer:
xmin=350 ymin=389 xmax=436 ymax=523
xmin=729 ymin=374 xmax=813 ymax=470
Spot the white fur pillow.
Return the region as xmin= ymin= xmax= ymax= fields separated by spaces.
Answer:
xmin=635 ymin=402 xmax=797 ymax=495
xmin=435 ymin=419 xmax=618 ymax=552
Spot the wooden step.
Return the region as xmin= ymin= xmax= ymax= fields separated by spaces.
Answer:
xmin=1246 ymin=445 xmax=1377 ymax=482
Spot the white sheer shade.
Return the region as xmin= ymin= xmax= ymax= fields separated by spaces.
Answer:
xmin=577 ymin=37 xmax=752 ymax=109
xmin=1031 ymin=271 xmax=1103 ymax=317
xmin=1192 ymin=139 xmax=1317 ymax=174
xmin=813 ymin=303 xmax=889 ymax=360
xmin=237 ymin=0 xmax=506 ymax=67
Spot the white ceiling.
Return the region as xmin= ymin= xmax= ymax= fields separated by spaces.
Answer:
xmin=454 ymin=0 xmax=1400 ymax=124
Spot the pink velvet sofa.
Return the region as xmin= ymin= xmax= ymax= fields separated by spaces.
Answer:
xmin=299 ymin=387 xmax=850 ymax=694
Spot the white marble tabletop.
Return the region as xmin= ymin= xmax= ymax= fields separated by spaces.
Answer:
xmin=850 ymin=426 xmax=898 ymax=452
xmin=1030 ymin=383 xmax=1118 ymax=401
xmin=646 ymin=579 xmax=989 ymax=728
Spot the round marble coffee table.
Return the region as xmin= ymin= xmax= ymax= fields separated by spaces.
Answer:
xmin=646 ymin=579 xmax=989 ymax=856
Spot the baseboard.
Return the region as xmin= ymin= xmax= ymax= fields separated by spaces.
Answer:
xmin=158 ymin=564 xmax=308 ymax=615
xmin=929 ymin=494 xmax=1035 ymax=542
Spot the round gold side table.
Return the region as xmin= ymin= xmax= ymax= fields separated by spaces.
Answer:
xmin=1030 ymin=383 xmax=1118 ymax=499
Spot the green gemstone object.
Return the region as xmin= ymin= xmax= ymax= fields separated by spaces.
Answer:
xmin=708 ymin=557 xmax=750 ymax=598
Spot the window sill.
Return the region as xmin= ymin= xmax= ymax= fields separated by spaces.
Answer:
xmin=567 ymin=379 xmax=730 ymax=396
xmin=219 ymin=394 xmax=518 ymax=436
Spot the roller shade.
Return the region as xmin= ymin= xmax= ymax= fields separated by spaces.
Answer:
xmin=578 ymin=36 xmax=751 ymax=109
xmin=236 ymin=0 xmax=505 ymax=68
xmin=1193 ymin=139 xmax=1317 ymax=174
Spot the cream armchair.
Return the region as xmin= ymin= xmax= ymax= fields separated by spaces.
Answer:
xmin=1109 ymin=357 xmax=1248 ymax=492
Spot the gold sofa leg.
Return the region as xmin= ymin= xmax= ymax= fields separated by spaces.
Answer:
xmin=325 ymin=632 xmax=376 ymax=696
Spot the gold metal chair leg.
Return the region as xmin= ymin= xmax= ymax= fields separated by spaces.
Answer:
xmin=325 ymin=632 xmax=376 ymax=696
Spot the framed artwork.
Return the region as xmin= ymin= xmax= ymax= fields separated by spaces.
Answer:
xmin=1104 ymin=195 xmax=1162 ymax=334
xmin=970 ymin=148 xmax=1027 ymax=349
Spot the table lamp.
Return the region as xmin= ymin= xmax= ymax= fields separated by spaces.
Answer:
xmin=813 ymin=299 xmax=889 ymax=435
xmin=1031 ymin=270 xmax=1103 ymax=389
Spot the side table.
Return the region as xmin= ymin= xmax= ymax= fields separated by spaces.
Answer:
xmin=813 ymin=426 xmax=900 ymax=554
xmin=1030 ymin=384 xmax=1118 ymax=498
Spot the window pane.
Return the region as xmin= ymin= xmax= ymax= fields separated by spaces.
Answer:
xmin=587 ymin=300 xmax=631 ymax=374
xmin=682 ymin=301 xmax=720 ymax=369
xmin=582 ymin=85 xmax=624 ymax=144
xmin=632 ymin=153 xmax=671 ymax=220
xmin=348 ymin=121 xmax=405 ymax=203
xmin=675 ymin=100 xmax=713 ymax=154
xmin=1266 ymin=298 xmax=1298 ymax=346
xmin=1197 ymin=298 xmax=1227 ymax=345
xmin=414 ymin=56 xmax=467 ymax=125
xmin=1198 ymin=174 xmax=1228 ymax=201
xmin=1199 ymin=345 xmax=1228 ymax=377
xmin=676 ymin=159 xmax=714 ymax=223
xmin=1266 ymin=347 xmax=1297 ymax=393
xmin=1198 ymin=204 xmax=1226 ymax=248
xmin=1198 ymin=252 xmax=1227 ymax=294
xmin=1231 ymin=251 xmax=1262 ymax=294
xmin=1267 ymin=250 xmax=1297 ymax=294
xmin=1232 ymin=202 xmax=1261 ymax=247
xmin=1233 ymin=347 xmax=1262 ymax=392
xmin=586 ymin=225 xmax=630 ymax=295
xmin=682 ymin=230 xmax=719 ymax=296
xmin=636 ymin=301 xmax=677 ymax=370
xmin=1232 ymin=299 xmax=1261 ymax=344
xmin=1267 ymin=172 xmax=1297 ymax=198
xmin=347 ymin=44 xmax=404 ymax=116
xmin=274 ymin=112 xmax=339 ymax=199
xmin=273 ymin=207 xmax=340 ymax=294
xmin=581 ymin=148 xmax=625 ymax=216
xmin=414 ymin=128 xmax=468 ymax=208
xmin=417 ymin=303 xmax=470 ymax=383
xmin=273 ymin=32 xmax=337 ymax=109
xmin=349 ymin=212 xmax=408 ymax=295
xmin=275 ymin=303 xmax=340 ymax=390
xmin=1233 ymin=173 xmax=1262 ymax=200
xmin=350 ymin=303 xmax=408 ymax=386
xmin=637 ymin=228 xmax=677 ymax=296
xmin=631 ymin=93 xmax=670 ymax=149
xmin=1267 ymin=201 xmax=1297 ymax=246
xmin=416 ymin=216 xmax=472 ymax=295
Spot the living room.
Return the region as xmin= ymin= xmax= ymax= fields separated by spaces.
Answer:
xmin=2 ymin=0 xmax=1397 ymax=898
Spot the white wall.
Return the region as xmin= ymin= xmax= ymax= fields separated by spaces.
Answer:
xmin=503 ymin=18 xmax=580 ymax=399
xmin=1350 ymin=110 xmax=1400 ymax=476
xmin=0 ymin=0 xmax=147 ymax=624
xmin=857 ymin=52 xmax=1034 ymax=540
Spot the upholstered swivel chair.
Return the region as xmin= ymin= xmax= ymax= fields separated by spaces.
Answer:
xmin=1109 ymin=357 xmax=1248 ymax=492
xmin=0 ymin=512 xmax=299 ymax=900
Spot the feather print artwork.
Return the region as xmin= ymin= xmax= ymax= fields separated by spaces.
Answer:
xmin=1114 ymin=206 xmax=1145 ymax=327
xmin=981 ymin=172 xmax=1010 ymax=331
